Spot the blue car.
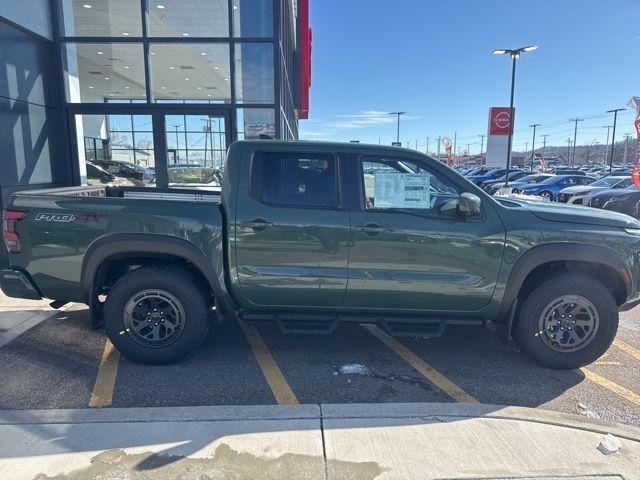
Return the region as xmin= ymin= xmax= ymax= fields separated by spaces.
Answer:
xmin=519 ymin=175 xmax=595 ymax=201
xmin=468 ymin=168 xmax=520 ymax=186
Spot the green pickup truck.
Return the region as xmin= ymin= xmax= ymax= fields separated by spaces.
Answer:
xmin=2 ymin=141 xmax=640 ymax=368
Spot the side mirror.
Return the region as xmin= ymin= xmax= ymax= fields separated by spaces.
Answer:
xmin=458 ymin=192 xmax=482 ymax=217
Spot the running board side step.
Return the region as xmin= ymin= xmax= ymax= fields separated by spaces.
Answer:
xmin=238 ymin=312 xmax=484 ymax=338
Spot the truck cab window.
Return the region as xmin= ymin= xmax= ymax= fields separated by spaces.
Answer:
xmin=251 ymin=152 xmax=337 ymax=207
xmin=361 ymin=157 xmax=460 ymax=217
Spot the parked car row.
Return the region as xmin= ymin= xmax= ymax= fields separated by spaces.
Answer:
xmin=459 ymin=165 xmax=640 ymax=218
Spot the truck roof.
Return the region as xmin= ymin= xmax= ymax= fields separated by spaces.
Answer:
xmin=231 ymin=139 xmax=425 ymax=156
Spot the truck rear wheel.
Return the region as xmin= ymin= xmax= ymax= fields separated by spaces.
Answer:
xmin=513 ymin=273 xmax=618 ymax=369
xmin=103 ymin=266 xmax=210 ymax=364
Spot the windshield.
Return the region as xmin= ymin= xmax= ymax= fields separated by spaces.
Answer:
xmin=591 ymin=177 xmax=626 ymax=187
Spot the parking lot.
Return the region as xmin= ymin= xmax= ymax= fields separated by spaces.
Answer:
xmin=0 ymin=303 xmax=639 ymax=427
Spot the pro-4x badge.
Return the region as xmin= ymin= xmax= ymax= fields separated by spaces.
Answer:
xmin=35 ymin=213 xmax=76 ymax=223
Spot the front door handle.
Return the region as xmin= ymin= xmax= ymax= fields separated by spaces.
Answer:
xmin=356 ymin=222 xmax=386 ymax=236
xmin=242 ymin=218 xmax=273 ymax=231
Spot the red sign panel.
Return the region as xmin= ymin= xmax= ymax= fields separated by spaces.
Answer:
xmin=297 ymin=0 xmax=311 ymax=119
xmin=633 ymin=117 xmax=640 ymax=188
xmin=488 ymin=107 xmax=515 ymax=136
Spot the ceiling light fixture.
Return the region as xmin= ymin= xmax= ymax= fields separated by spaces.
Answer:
xmin=213 ymin=66 xmax=219 ymax=70
xmin=82 ymin=4 xmax=92 ymax=8
xmin=124 ymin=65 xmax=130 ymax=69
xmin=125 ymin=86 xmax=131 ymax=89
xmin=185 ymin=78 xmax=190 ymax=81
xmin=181 ymin=33 xmax=190 ymax=37
xmin=161 ymin=86 xmax=166 ymax=89
xmin=88 ymin=86 xmax=94 ymax=89
xmin=104 ymin=77 xmax=110 ymax=80
xmin=156 ymin=4 xmax=165 ymax=9
xmin=200 ymin=52 xmax=207 ymax=56
xmin=233 ymin=4 xmax=238 ymax=10
xmin=97 ymin=51 xmax=104 ymax=55
xmin=169 ymin=66 xmax=175 ymax=69
xmin=122 ymin=32 xmax=130 ymax=36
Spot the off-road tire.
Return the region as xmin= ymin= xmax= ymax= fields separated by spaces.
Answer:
xmin=103 ymin=266 xmax=210 ymax=364
xmin=513 ymin=273 xmax=618 ymax=369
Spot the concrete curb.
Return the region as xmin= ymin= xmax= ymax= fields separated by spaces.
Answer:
xmin=1 ymin=402 xmax=638 ymax=443
xmin=321 ymin=402 xmax=640 ymax=442
xmin=0 ymin=310 xmax=56 ymax=349
xmin=0 ymin=404 xmax=321 ymax=425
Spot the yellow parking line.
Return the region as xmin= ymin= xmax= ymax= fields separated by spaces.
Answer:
xmin=580 ymin=367 xmax=640 ymax=406
xmin=362 ymin=324 xmax=478 ymax=403
xmin=89 ymin=339 xmax=120 ymax=408
xmin=238 ymin=319 xmax=299 ymax=405
xmin=613 ymin=339 xmax=640 ymax=361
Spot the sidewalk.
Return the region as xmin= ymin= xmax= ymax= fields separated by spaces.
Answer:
xmin=0 ymin=403 xmax=638 ymax=480
xmin=0 ymin=291 xmax=57 ymax=348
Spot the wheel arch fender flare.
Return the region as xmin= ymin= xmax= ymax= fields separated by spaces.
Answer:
xmin=498 ymin=243 xmax=633 ymax=323
xmin=81 ymin=233 xmax=232 ymax=313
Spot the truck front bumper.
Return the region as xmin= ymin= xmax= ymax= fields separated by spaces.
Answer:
xmin=0 ymin=269 xmax=42 ymax=300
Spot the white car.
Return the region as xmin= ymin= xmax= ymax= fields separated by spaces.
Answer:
xmin=557 ymin=176 xmax=632 ymax=205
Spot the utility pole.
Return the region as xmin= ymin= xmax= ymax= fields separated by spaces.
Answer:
xmin=529 ymin=124 xmax=541 ymax=170
xmin=569 ymin=118 xmax=583 ymax=166
xmin=541 ymin=135 xmax=549 ymax=151
xmin=602 ymin=125 xmax=612 ymax=163
xmin=607 ymin=108 xmax=626 ymax=173
xmin=478 ymin=134 xmax=485 ymax=159
xmin=415 ymin=140 xmax=418 ymax=151
xmin=566 ymin=138 xmax=572 ymax=164
xmin=623 ymin=133 xmax=631 ymax=167
xmin=426 ymin=137 xmax=430 ymax=155
xmin=436 ymin=136 xmax=442 ymax=156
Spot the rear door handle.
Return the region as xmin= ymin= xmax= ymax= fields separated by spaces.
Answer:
xmin=356 ymin=222 xmax=387 ymax=236
xmin=242 ymin=218 xmax=273 ymax=231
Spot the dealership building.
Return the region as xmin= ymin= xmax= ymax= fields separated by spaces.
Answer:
xmin=0 ymin=0 xmax=311 ymax=205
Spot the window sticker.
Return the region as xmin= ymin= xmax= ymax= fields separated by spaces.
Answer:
xmin=374 ymin=173 xmax=430 ymax=209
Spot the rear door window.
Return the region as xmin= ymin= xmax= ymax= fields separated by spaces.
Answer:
xmin=250 ymin=152 xmax=337 ymax=208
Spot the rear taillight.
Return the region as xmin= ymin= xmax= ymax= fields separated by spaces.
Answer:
xmin=3 ymin=210 xmax=26 ymax=253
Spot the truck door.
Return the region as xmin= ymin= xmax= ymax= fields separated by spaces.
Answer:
xmin=233 ymin=149 xmax=350 ymax=307
xmin=345 ymin=154 xmax=506 ymax=312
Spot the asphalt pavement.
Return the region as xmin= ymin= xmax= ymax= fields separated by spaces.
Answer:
xmin=0 ymin=301 xmax=639 ymax=428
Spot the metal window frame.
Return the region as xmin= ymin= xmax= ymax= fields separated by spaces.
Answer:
xmin=51 ymin=0 xmax=292 ymax=189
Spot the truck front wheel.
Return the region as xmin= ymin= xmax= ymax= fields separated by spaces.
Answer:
xmin=513 ymin=273 xmax=618 ymax=369
xmin=103 ymin=266 xmax=210 ymax=364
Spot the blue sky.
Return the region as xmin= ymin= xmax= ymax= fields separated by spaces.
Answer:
xmin=299 ymin=0 xmax=640 ymax=154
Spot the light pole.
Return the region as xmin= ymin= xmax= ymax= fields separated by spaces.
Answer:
xmin=529 ymin=124 xmax=540 ymax=169
xmin=607 ymin=108 xmax=626 ymax=173
xmin=388 ymin=112 xmax=406 ymax=144
xmin=478 ymin=134 xmax=485 ymax=160
xmin=492 ymin=45 xmax=538 ymax=188
xmin=566 ymin=138 xmax=572 ymax=163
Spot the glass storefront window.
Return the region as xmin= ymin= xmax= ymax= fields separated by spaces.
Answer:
xmin=235 ymin=43 xmax=274 ymax=104
xmin=237 ymin=108 xmax=275 ymax=139
xmin=150 ymin=44 xmax=231 ymax=103
xmin=74 ymin=114 xmax=155 ymax=187
xmin=165 ymin=115 xmax=226 ymax=190
xmin=233 ymin=0 xmax=273 ymax=37
xmin=63 ymin=43 xmax=146 ymax=103
xmin=58 ymin=0 xmax=143 ymax=37
xmin=147 ymin=0 xmax=229 ymax=38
